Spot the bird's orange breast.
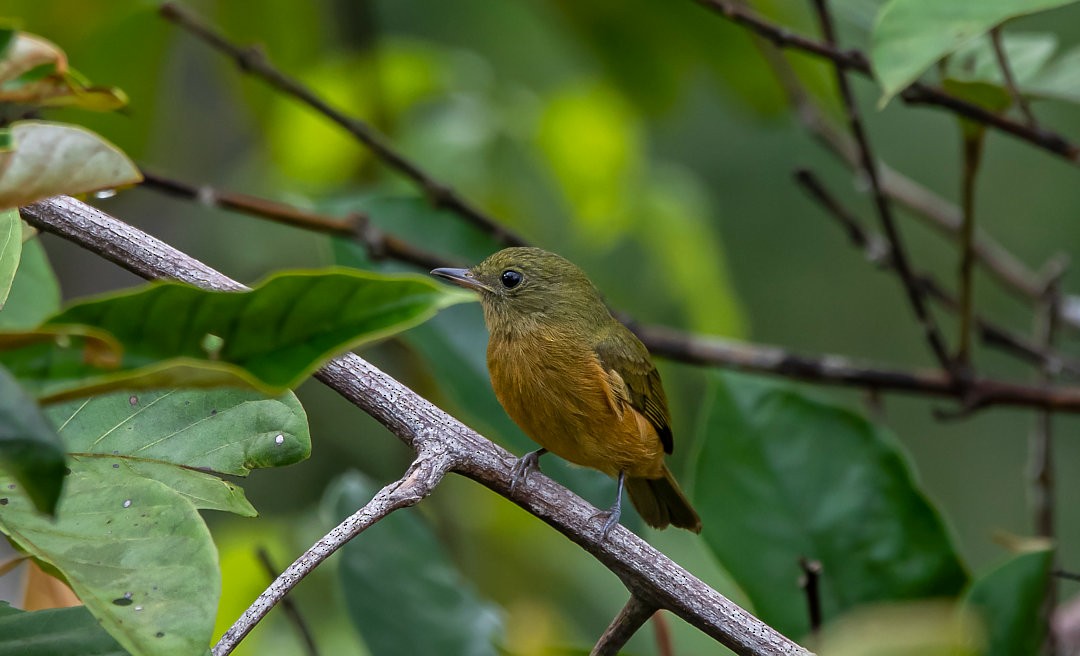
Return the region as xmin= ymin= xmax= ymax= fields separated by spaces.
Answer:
xmin=487 ymin=333 xmax=665 ymax=478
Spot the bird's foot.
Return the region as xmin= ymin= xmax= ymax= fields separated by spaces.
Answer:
xmin=591 ymin=503 xmax=622 ymax=540
xmin=509 ymin=448 xmax=546 ymax=493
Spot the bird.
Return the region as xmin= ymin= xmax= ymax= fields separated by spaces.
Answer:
xmin=431 ymin=247 xmax=701 ymax=538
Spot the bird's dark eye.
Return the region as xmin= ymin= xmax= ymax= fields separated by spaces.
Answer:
xmin=500 ymin=269 xmax=523 ymax=289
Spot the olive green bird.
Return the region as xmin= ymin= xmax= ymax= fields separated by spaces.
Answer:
xmin=432 ymin=247 xmax=701 ymax=538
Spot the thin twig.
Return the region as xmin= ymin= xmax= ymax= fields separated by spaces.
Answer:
xmin=793 ymin=169 xmax=1080 ymax=379
xmin=798 ymin=558 xmax=823 ymax=635
xmin=653 ymin=610 xmax=675 ymax=656
xmin=956 ymin=132 xmax=985 ymax=374
xmin=811 ymin=0 xmax=955 ymax=376
xmin=139 ymin=169 xmax=460 ymax=271
xmin=254 ymin=547 xmax=319 ymax=656
xmin=216 ymin=452 xmax=455 ymax=655
xmin=693 ymin=0 xmax=1080 ymax=163
xmin=157 ymin=2 xmax=527 ymax=248
xmin=1054 ymin=570 xmax=1080 ymax=582
xmin=591 ymin=595 xmax=658 ymax=656
xmin=21 ymin=195 xmax=812 ymax=656
xmin=990 ymin=27 xmax=1038 ymax=128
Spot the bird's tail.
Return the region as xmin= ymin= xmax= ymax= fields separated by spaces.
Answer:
xmin=626 ymin=464 xmax=702 ymax=533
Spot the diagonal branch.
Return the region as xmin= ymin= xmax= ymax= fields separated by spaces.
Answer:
xmin=157 ymin=2 xmax=527 ymax=248
xmin=138 ymin=169 xmax=461 ymax=270
xmin=591 ymin=595 xmax=658 ymax=656
xmin=20 ymin=195 xmax=811 ymax=656
xmin=990 ymin=27 xmax=1038 ymax=129
xmin=215 ymin=449 xmax=455 ymax=655
xmin=810 ymin=0 xmax=954 ymax=376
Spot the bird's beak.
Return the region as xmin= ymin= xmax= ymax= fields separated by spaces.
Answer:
xmin=430 ymin=267 xmax=492 ymax=292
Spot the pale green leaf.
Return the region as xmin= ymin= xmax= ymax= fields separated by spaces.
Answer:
xmin=0 ymin=209 xmax=20 ymax=309
xmin=0 ymin=121 xmax=142 ymax=210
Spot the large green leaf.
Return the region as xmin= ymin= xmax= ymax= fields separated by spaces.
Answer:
xmin=0 ymin=121 xmax=142 ymax=209
xmin=0 ymin=236 xmax=61 ymax=330
xmin=327 ymin=472 xmax=503 ymax=656
xmin=0 ymin=601 xmax=127 ymax=656
xmin=694 ymin=373 xmax=967 ymax=637
xmin=964 ymin=544 xmax=1053 ymax=656
xmin=870 ymin=0 xmax=1080 ymax=104
xmin=0 ymin=388 xmax=310 ymax=656
xmin=0 ymin=209 xmax=20 ymax=309
xmin=1 ymin=268 xmax=474 ymax=402
xmin=0 ymin=364 xmax=65 ymax=515
xmin=1028 ymin=46 xmax=1080 ymax=104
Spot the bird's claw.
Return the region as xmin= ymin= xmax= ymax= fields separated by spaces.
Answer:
xmin=591 ymin=505 xmax=622 ymax=540
xmin=509 ymin=449 xmax=545 ymax=493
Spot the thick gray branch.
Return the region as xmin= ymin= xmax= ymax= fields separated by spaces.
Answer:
xmin=21 ymin=195 xmax=811 ymax=656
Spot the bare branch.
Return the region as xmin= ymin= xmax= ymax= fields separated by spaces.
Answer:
xmin=795 ymin=169 xmax=1080 ymax=379
xmin=157 ymin=2 xmax=527 ymax=248
xmin=139 ymin=169 xmax=460 ymax=271
xmin=214 ymin=450 xmax=455 ymax=655
xmin=810 ymin=0 xmax=955 ymax=375
xmin=591 ymin=595 xmax=658 ymax=656
xmin=693 ymin=0 xmax=1080 ymax=163
xmin=21 ymin=195 xmax=811 ymax=656
xmin=255 ymin=547 xmax=319 ymax=656
xmin=990 ymin=27 xmax=1038 ymax=128
xmin=956 ymin=134 xmax=985 ymax=373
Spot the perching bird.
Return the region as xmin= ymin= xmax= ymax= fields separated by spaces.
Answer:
xmin=432 ymin=247 xmax=701 ymax=538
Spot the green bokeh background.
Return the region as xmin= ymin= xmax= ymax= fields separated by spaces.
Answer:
xmin=6 ymin=0 xmax=1080 ymax=653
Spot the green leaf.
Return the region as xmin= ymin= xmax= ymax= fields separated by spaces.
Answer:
xmin=0 ymin=237 xmax=61 ymax=330
xmin=694 ymin=373 xmax=968 ymax=637
xmin=0 ymin=208 xmax=20 ymax=309
xmin=1 ymin=268 xmax=473 ymax=402
xmin=0 ymin=601 xmax=127 ymax=656
xmin=964 ymin=543 xmax=1053 ymax=656
xmin=49 ymin=388 xmax=310 ymax=478
xmin=0 ymin=364 xmax=65 ymax=515
xmin=870 ymin=0 xmax=1080 ymax=104
xmin=327 ymin=472 xmax=503 ymax=656
xmin=0 ymin=121 xmax=142 ymax=210
xmin=0 ymin=387 xmax=310 ymax=656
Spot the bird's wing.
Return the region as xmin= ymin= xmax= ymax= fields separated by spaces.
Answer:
xmin=593 ymin=324 xmax=674 ymax=454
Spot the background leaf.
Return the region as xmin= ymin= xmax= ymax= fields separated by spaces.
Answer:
xmin=0 ymin=364 xmax=65 ymax=515
xmin=870 ymin=0 xmax=1080 ymax=103
xmin=326 ymin=471 xmax=503 ymax=656
xmin=0 ymin=237 xmax=61 ymax=330
xmin=694 ymin=373 xmax=968 ymax=637
xmin=0 ymin=601 xmax=127 ymax=656
xmin=0 ymin=121 xmax=142 ymax=209
xmin=964 ymin=544 xmax=1054 ymax=656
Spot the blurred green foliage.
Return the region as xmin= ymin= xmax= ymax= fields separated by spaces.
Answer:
xmin=3 ymin=0 xmax=1080 ymax=654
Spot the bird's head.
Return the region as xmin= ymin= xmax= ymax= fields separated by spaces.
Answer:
xmin=431 ymin=247 xmax=607 ymax=335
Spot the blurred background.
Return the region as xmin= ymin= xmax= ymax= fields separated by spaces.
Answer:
xmin=5 ymin=0 xmax=1080 ymax=653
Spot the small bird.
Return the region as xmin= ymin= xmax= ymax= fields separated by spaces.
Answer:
xmin=432 ymin=247 xmax=701 ymax=538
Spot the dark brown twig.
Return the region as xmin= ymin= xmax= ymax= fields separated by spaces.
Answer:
xmin=591 ymin=595 xmax=658 ymax=656
xmin=990 ymin=27 xmax=1038 ymax=128
xmin=255 ymin=547 xmax=319 ymax=656
xmin=157 ymin=2 xmax=527 ymax=248
xmin=811 ymin=0 xmax=955 ymax=376
xmin=139 ymin=169 xmax=460 ymax=271
xmin=798 ymin=558 xmax=823 ymax=635
xmin=1054 ymin=570 xmax=1080 ymax=582
xmin=956 ymin=132 xmax=984 ymax=373
xmin=693 ymin=0 xmax=1080 ymax=163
